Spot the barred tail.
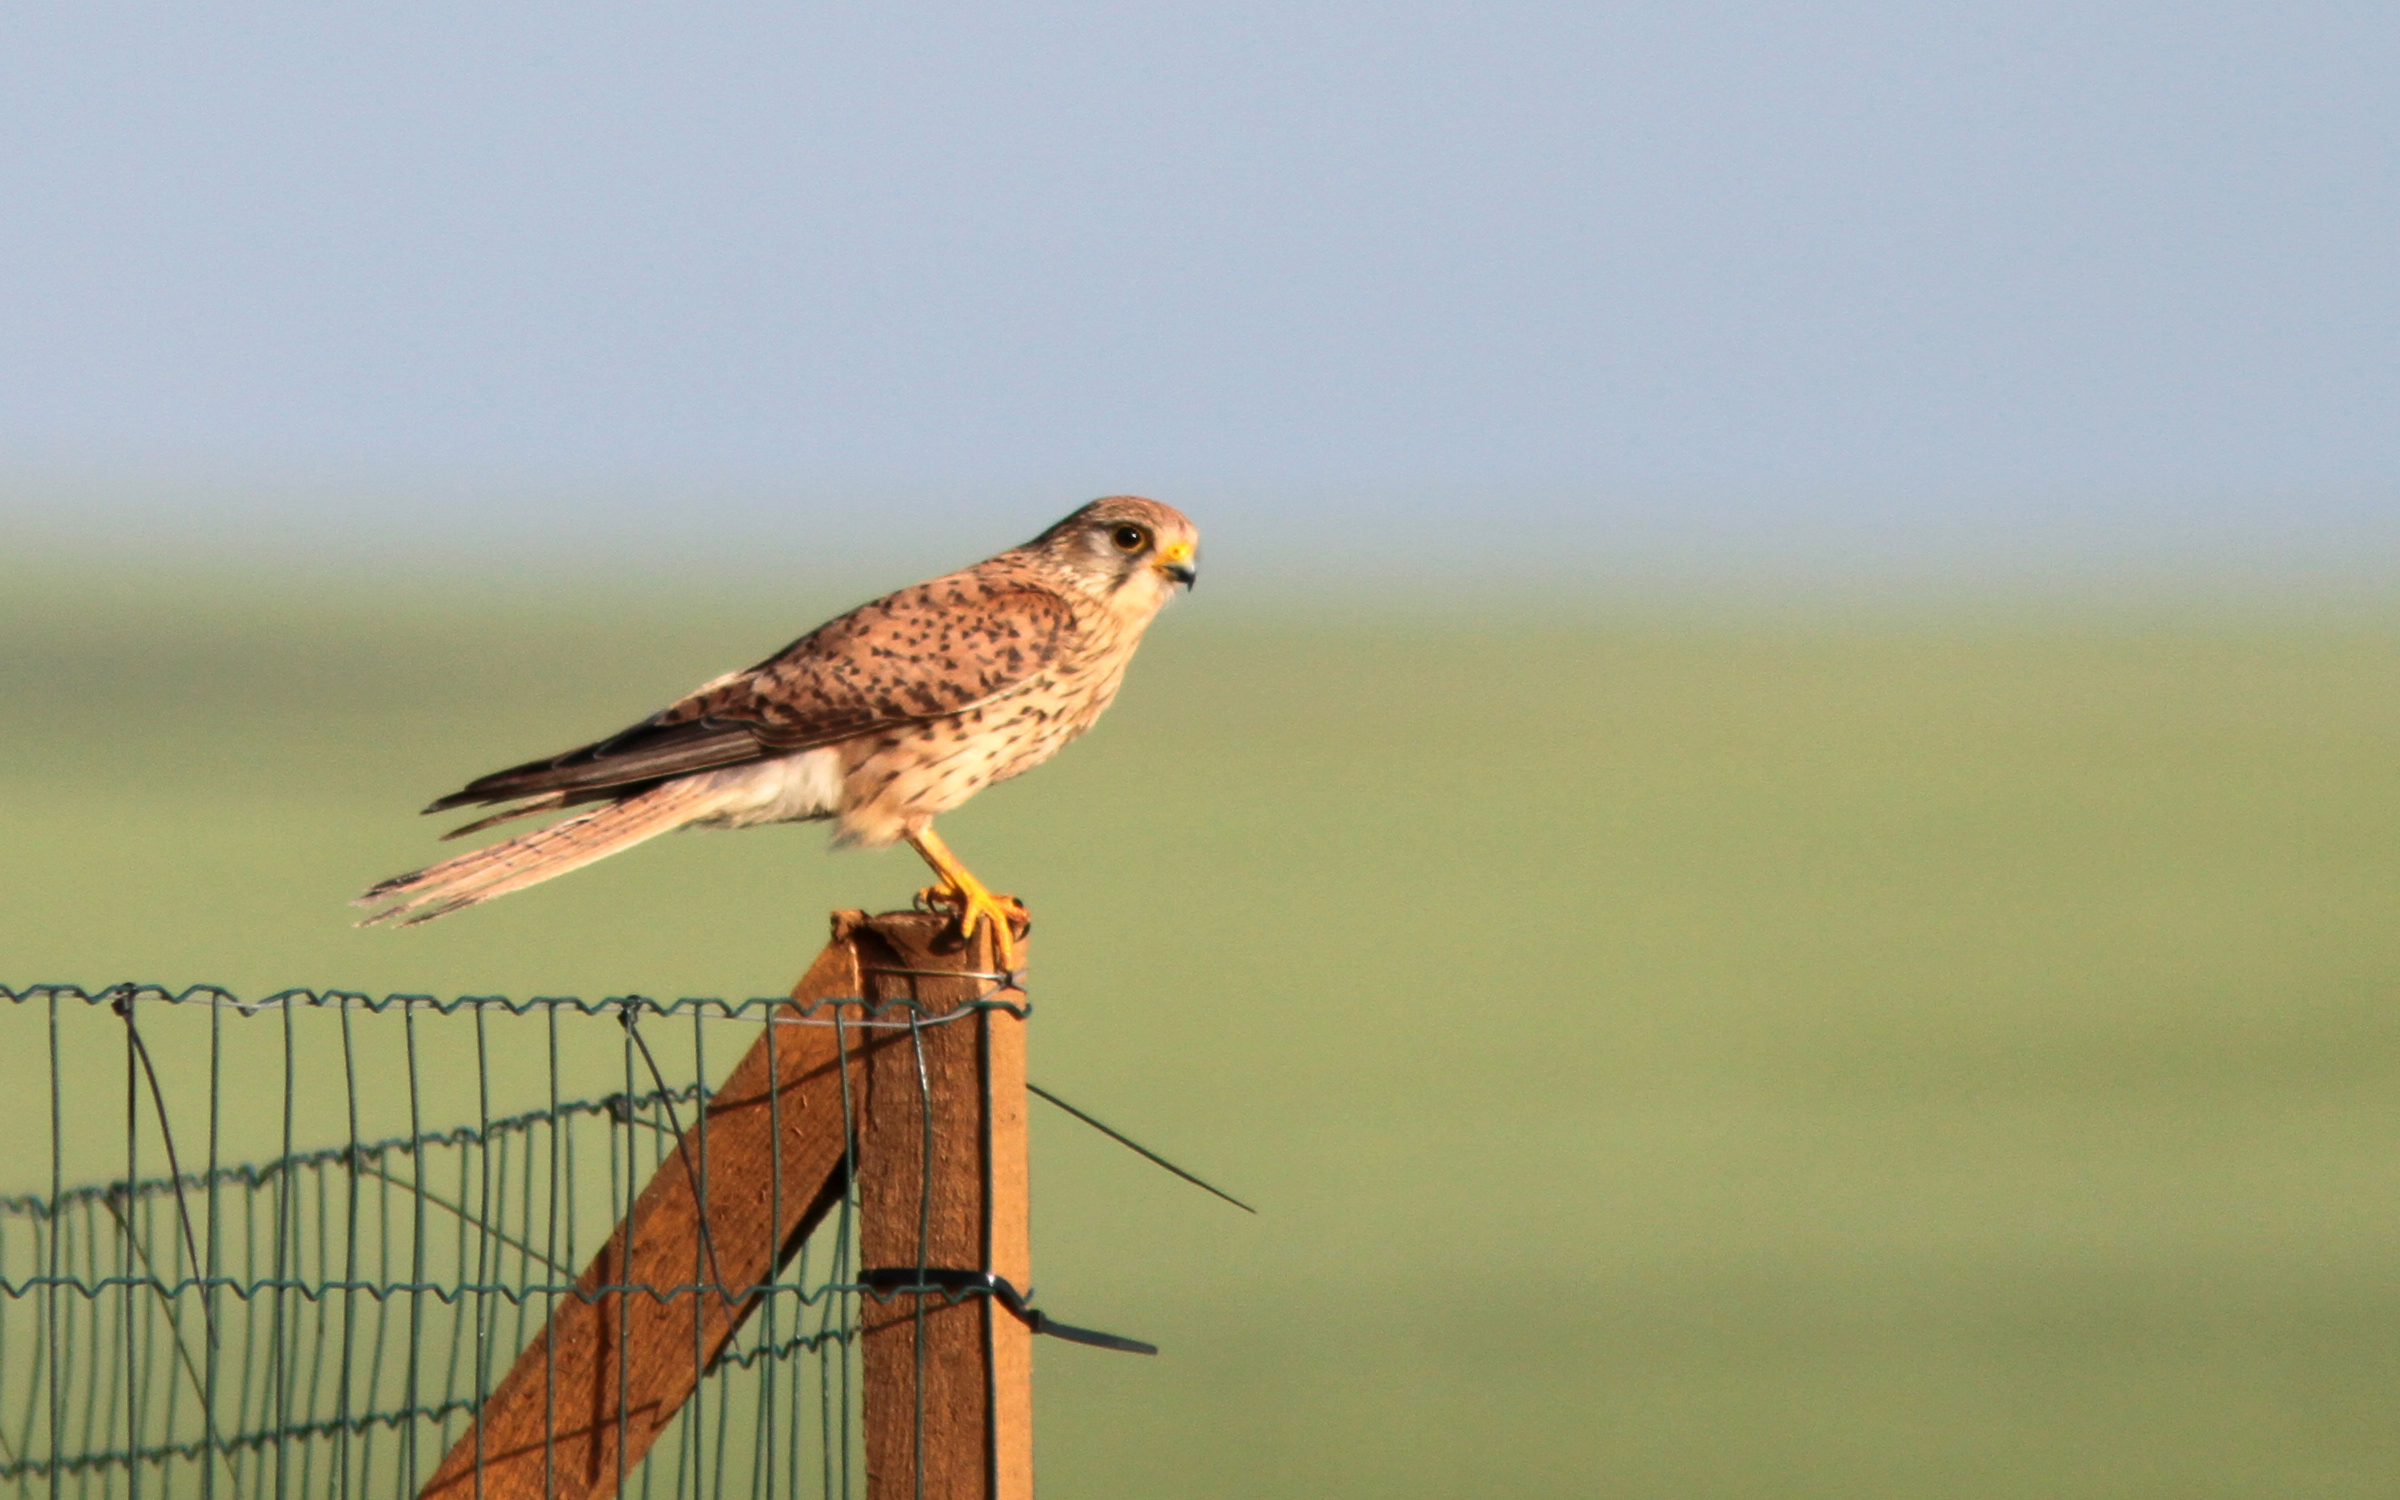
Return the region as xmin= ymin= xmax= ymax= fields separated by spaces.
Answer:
xmin=353 ymin=779 xmax=732 ymax=927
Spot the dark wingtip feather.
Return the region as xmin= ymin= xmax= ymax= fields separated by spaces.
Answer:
xmin=354 ymin=873 xmax=413 ymax=905
xmin=415 ymin=721 xmax=763 ymax=815
xmin=397 ymin=898 xmax=478 ymax=927
xmin=419 ymin=753 xmax=591 ymax=814
xmin=439 ymin=795 xmax=570 ymax=840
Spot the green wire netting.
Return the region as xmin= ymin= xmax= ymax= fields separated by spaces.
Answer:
xmin=0 ymin=984 xmax=901 ymax=1500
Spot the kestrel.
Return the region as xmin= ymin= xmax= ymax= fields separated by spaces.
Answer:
xmin=355 ymin=497 xmax=1198 ymax=961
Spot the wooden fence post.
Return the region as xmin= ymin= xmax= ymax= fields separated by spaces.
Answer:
xmin=853 ymin=917 xmax=1033 ymax=1500
xmin=416 ymin=908 xmax=1030 ymax=1500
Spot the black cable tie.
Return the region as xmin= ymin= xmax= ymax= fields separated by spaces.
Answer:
xmin=857 ymin=1268 xmax=1157 ymax=1356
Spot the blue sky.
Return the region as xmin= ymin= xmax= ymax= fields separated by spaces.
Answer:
xmin=4 ymin=3 xmax=2394 ymax=585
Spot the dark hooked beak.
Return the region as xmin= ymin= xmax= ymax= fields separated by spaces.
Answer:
xmin=1153 ymin=541 xmax=1198 ymax=588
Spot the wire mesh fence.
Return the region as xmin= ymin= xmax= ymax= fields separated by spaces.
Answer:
xmin=0 ymin=979 xmax=1001 ymax=1500
xmin=0 ymin=909 xmax=1200 ymax=1500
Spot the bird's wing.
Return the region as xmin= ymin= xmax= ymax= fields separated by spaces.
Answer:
xmin=425 ymin=579 xmax=1074 ymax=811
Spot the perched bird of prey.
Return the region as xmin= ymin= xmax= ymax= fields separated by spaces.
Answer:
xmin=355 ymin=496 xmax=1198 ymax=960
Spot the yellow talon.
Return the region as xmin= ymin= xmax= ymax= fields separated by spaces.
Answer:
xmin=905 ymin=827 xmax=1027 ymax=968
xmin=914 ymin=881 xmax=1026 ymax=967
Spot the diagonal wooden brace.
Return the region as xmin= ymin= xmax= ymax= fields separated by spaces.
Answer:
xmin=417 ymin=908 xmax=1030 ymax=1500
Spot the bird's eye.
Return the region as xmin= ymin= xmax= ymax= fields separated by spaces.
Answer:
xmin=1110 ymin=525 xmax=1148 ymax=552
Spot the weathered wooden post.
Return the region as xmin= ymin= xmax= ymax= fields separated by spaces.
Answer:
xmin=852 ymin=915 xmax=1032 ymax=1500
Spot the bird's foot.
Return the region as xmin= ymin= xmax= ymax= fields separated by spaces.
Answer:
xmin=915 ymin=875 xmax=1028 ymax=968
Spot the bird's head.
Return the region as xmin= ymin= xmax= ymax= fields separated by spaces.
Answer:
xmin=1031 ymin=496 xmax=1200 ymax=613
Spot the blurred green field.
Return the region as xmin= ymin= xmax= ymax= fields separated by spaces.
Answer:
xmin=2 ymin=570 xmax=2397 ymax=1498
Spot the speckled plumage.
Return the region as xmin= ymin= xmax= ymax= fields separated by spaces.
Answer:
xmin=356 ymin=496 xmax=1197 ymax=926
